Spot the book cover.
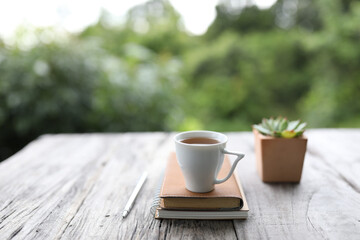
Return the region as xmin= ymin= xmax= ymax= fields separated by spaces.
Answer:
xmin=151 ymin=153 xmax=249 ymax=219
xmin=160 ymin=152 xmax=243 ymax=210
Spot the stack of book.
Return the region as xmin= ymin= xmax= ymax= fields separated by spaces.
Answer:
xmin=151 ymin=153 xmax=249 ymax=220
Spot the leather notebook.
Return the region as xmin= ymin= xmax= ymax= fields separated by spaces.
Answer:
xmin=159 ymin=152 xmax=244 ymax=210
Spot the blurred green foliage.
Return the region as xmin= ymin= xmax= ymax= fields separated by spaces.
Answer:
xmin=0 ymin=41 xmax=99 ymax=158
xmin=1 ymin=0 xmax=360 ymax=160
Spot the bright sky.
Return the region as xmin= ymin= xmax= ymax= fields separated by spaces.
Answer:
xmin=0 ymin=0 xmax=277 ymax=39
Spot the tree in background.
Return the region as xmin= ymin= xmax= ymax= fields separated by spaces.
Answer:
xmin=80 ymin=0 xmax=189 ymax=131
xmin=0 ymin=40 xmax=99 ymax=159
xmin=297 ymin=0 xmax=360 ymax=127
xmin=180 ymin=0 xmax=360 ymax=130
xmin=0 ymin=0 xmax=186 ymax=160
xmin=1 ymin=0 xmax=360 ymax=160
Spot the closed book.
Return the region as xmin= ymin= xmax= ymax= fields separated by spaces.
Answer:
xmin=160 ymin=152 xmax=243 ymax=210
xmin=155 ymin=207 xmax=248 ymax=220
xmin=150 ymin=153 xmax=249 ymax=219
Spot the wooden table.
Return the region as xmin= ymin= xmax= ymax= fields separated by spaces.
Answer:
xmin=0 ymin=130 xmax=359 ymax=239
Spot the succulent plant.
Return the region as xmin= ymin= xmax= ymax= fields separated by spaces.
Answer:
xmin=253 ymin=117 xmax=307 ymax=138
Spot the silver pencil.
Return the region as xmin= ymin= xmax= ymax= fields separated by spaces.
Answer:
xmin=122 ymin=171 xmax=148 ymax=218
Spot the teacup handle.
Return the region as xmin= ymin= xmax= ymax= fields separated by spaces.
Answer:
xmin=214 ymin=149 xmax=245 ymax=184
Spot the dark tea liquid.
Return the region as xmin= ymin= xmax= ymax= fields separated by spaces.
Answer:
xmin=181 ymin=137 xmax=219 ymax=144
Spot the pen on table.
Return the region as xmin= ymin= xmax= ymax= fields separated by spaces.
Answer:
xmin=122 ymin=171 xmax=148 ymax=219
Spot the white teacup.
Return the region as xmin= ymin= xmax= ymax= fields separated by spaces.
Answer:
xmin=174 ymin=130 xmax=245 ymax=193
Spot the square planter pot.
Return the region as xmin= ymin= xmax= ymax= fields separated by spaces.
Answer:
xmin=253 ymin=129 xmax=307 ymax=183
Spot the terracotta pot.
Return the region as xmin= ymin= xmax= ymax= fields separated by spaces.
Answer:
xmin=253 ymin=129 xmax=307 ymax=183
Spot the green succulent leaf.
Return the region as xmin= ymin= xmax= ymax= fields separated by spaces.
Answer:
xmin=287 ymin=120 xmax=300 ymax=131
xmin=279 ymin=118 xmax=288 ymax=132
xmin=255 ymin=116 xmax=306 ymax=138
xmin=273 ymin=131 xmax=282 ymax=137
xmin=274 ymin=116 xmax=282 ymax=131
xmin=262 ymin=118 xmax=272 ymax=131
xmin=253 ymin=124 xmax=273 ymax=136
xmin=295 ymin=131 xmax=305 ymax=137
xmin=281 ymin=130 xmax=296 ymax=138
xmin=295 ymin=122 xmax=307 ymax=132
xmin=267 ymin=118 xmax=275 ymax=131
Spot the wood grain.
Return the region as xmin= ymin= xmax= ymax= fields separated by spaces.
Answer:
xmin=0 ymin=130 xmax=359 ymax=239
xmin=226 ymin=130 xmax=360 ymax=240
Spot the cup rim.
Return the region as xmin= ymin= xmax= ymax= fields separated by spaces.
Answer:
xmin=174 ymin=130 xmax=228 ymax=146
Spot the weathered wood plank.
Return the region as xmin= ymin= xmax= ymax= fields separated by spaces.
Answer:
xmin=306 ymin=129 xmax=360 ymax=193
xmin=59 ymin=132 xmax=170 ymax=240
xmin=227 ymin=130 xmax=360 ymax=240
xmin=0 ymin=130 xmax=359 ymax=240
xmin=59 ymin=132 xmax=238 ymax=240
xmin=0 ymin=134 xmax=121 ymax=239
